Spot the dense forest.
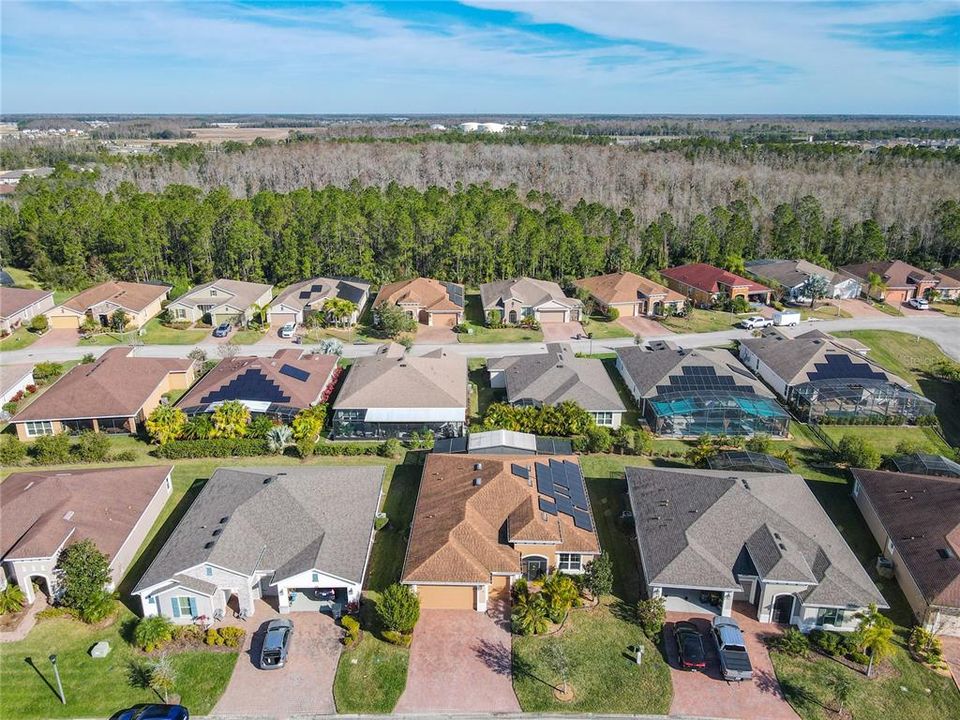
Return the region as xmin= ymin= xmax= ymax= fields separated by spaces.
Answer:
xmin=2 ymin=174 xmax=957 ymax=292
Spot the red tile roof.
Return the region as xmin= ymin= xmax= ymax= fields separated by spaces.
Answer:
xmin=661 ymin=263 xmax=771 ymax=295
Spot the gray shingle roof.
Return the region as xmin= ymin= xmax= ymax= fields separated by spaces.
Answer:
xmin=133 ymin=466 xmax=384 ymax=593
xmin=745 ymin=259 xmax=838 ymax=289
xmin=479 ymin=277 xmax=580 ymax=311
xmin=626 ymin=467 xmax=887 ymax=609
xmin=615 ymin=345 xmax=770 ymax=399
xmin=489 ymin=344 xmax=625 ymax=412
xmin=270 ymin=276 xmax=370 ymax=312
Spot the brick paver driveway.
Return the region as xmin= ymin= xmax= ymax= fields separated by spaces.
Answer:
xmin=834 ymin=298 xmax=890 ymax=318
xmin=395 ymin=606 xmax=521 ymax=713
xmin=542 ymin=321 xmax=585 ymax=343
xmin=665 ymin=609 xmax=797 ymax=720
xmin=943 ymin=635 xmax=960 ymax=690
xmin=211 ymin=610 xmax=342 ymax=718
xmin=417 ymin=324 xmax=458 ymax=344
xmin=28 ymin=328 xmax=80 ymax=349
xmin=617 ymin=316 xmax=673 ymax=336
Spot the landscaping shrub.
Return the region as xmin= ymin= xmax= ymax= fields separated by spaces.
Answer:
xmin=382 ymin=629 xmax=413 ymax=647
xmin=583 ymin=425 xmax=613 ymax=453
xmin=146 ymin=405 xmax=187 ymax=445
xmin=909 ymin=626 xmax=944 ymax=665
xmin=135 ymin=615 xmax=174 ymax=652
xmin=153 ymin=438 xmax=269 ymax=459
xmin=541 ymin=572 xmax=581 ymax=623
xmin=110 ymin=449 xmax=139 ymax=462
xmin=0 ymin=435 xmax=27 ymax=466
xmin=57 ymin=539 xmax=116 ymax=623
xmin=81 ymin=353 xmax=96 ymax=364
xmin=171 ymin=624 xmax=203 ymax=643
xmin=30 ymin=432 xmax=72 ymax=464
xmin=247 ymin=415 xmax=276 ymax=440
xmin=341 ymin=615 xmax=360 ymax=646
xmin=3 ymin=401 xmax=19 ymax=415
xmin=218 ymin=626 xmax=245 ymax=648
xmin=378 ymin=437 xmax=404 ymax=459
xmin=606 ymin=306 xmax=620 ymax=321
xmin=848 ymin=650 xmax=869 ymax=665
xmin=584 ymin=552 xmax=614 ymax=598
xmin=25 ymin=384 xmax=38 ymax=394
xmin=636 ymin=596 xmax=666 ymax=639
xmin=28 ymin=314 xmax=48 ymax=333
xmin=0 ymin=585 xmax=26 ymax=615
xmin=205 ymin=628 xmax=224 ymax=646
xmin=71 ymin=431 xmax=111 ymax=462
xmin=745 ymin=433 xmax=772 ymax=454
xmin=377 ymin=583 xmax=420 ymax=634
xmin=480 ymin=400 xmax=594 ymax=437
xmin=511 ymin=593 xmax=549 ymax=636
xmin=314 ymin=441 xmax=379 ymax=456
xmin=809 ymin=629 xmax=844 ymax=656
xmin=769 ymin=627 xmax=809 ymax=657
xmin=837 ymin=434 xmax=881 ymax=469
xmin=33 ymin=361 xmax=64 ymax=383
xmin=374 ymin=514 xmax=389 ymax=531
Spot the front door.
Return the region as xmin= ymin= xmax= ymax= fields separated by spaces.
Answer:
xmin=772 ymin=594 xmax=794 ymax=624
xmin=99 ymin=314 xmax=109 ymax=326
xmin=522 ymin=557 xmax=547 ymax=582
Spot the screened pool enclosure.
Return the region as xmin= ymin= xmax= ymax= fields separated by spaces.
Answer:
xmin=644 ymin=389 xmax=789 ymax=437
xmin=789 ymin=379 xmax=935 ymax=423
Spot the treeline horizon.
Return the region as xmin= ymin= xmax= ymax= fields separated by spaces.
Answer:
xmin=2 ymin=175 xmax=957 ymax=294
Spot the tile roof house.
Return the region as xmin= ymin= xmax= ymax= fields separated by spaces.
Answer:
xmin=839 ymin=260 xmax=960 ymax=304
xmin=433 ymin=430 xmax=574 ymax=456
xmin=45 ymin=281 xmax=170 ymax=330
xmin=616 ymin=343 xmax=789 ymax=437
xmin=1 ymin=466 xmax=173 ymax=605
xmin=372 ymin=277 xmax=464 ymax=327
xmin=10 ymin=348 xmax=195 ymax=440
xmin=165 ymin=279 xmax=273 ymax=327
xmin=574 ymin=271 xmax=686 ymax=317
xmin=0 ymin=364 xmax=34 ymax=407
xmin=627 ymin=466 xmax=887 ymax=629
xmin=851 ymin=468 xmax=960 ymax=636
xmin=488 ymin=343 xmax=626 ymax=427
xmin=744 ymin=259 xmax=862 ymax=301
xmin=175 ymin=349 xmax=338 ymax=421
xmin=133 ymin=466 xmax=384 ymax=622
xmin=739 ymin=329 xmax=934 ymax=423
xmin=402 ymin=453 xmax=600 ymax=611
xmin=0 ymin=287 xmax=55 ymax=334
xmin=331 ymin=343 xmax=467 ymax=439
xmin=267 ymin=276 xmax=371 ymax=328
xmin=661 ymin=263 xmax=772 ymax=307
xmin=478 ymin=277 xmax=582 ymax=324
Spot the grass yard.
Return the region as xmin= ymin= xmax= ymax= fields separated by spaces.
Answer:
xmin=581 ymin=315 xmax=632 ymax=339
xmin=512 ymin=603 xmax=671 ymax=714
xmin=139 ymin=319 xmax=209 ymax=345
xmin=0 ymin=608 xmax=237 ymax=719
xmin=798 ymin=303 xmax=851 ymax=320
xmin=458 ymin=291 xmax=545 ymax=344
xmin=468 ymin=365 xmax=504 ymax=422
xmin=931 ymin=301 xmax=960 ymax=315
xmin=230 ymin=328 xmax=267 ymax=345
xmin=770 ymin=637 xmax=960 ymax=720
xmin=660 ymin=307 xmax=739 ymax=333
xmin=0 ymin=327 xmax=39 ymax=351
xmin=77 ymin=332 xmax=125 ymax=346
xmin=820 ymin=425 xmax=951 ymax=456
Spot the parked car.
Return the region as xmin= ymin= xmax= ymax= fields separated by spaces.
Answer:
xmin=258 ymin=618 xmax=294 ymax=669
xmin=740 ymin=315 xmax=773 ymax=329
xmin=279 ymin=321 xmax=297 ymax=338
xmin=908 ymin=297 xmax=929 ymax=310
xmin=115 ymin=705 xmax=189 ymax=720
xmin=710 ymin=616 xmax=753 ymax=681
xmin=212 ymin=322 xmax=232 ymax=338
xmin=773 ymin=310 xmax=802 ymax=327
xmin=674 ymin=621 xmax=707 ymax=671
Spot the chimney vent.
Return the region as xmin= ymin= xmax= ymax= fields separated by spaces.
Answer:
xmin=473 ymin=477 xmax=483 ymax=487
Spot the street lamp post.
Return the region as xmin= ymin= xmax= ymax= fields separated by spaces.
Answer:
xmin=49 ymin=654 xmax=65 ymax=704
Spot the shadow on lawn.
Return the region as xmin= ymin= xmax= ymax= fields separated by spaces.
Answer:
xmin=23 ymin=657 xmax=59 ymax=700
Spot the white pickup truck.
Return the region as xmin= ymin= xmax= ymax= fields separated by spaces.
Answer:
xmin=739 ymin=315 xmax=773 ymax=329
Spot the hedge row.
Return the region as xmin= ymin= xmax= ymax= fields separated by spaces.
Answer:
xmin=313 ymin=442 xmax=380 ymax=456
xmin=153 ymin=438 xmax=270 ymax=459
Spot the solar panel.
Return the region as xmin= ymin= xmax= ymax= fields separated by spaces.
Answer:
xmin=549 ymin=459 xmax=569 ymax=487
xmin=200 ymin=369 xmax=291 ymax=405
xmin=511 ymin=463 xmax=529 ymax=479
xmin=298 ymin=290 xmax=312 ymax=299
xmin=279 ymin=364 xmax=310 ymax=382
xmin=555 ymin=495 xmax=574 ymax=515
xmin=538 ymin=498 xmax=558 ymax=515
xmin=572 ymin=509 xmax=593 ymax=531
xmin=807 ymin=354 xmax=888 ymax=383
xmin=310 ymin=284 xmax=324 ymax=293
xmin=535 ymin=463 xmax=554 ymax=497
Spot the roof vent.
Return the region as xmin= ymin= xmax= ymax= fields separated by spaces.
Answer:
xmin=937 ymin=548 xmax=955 ymax=560
xmin=219 ymin=516 xmax=229 ymax=524
xmin=23 ymin=481 xmax=35 ymax=491
xmin=741 ymin=479 xmax=751 ymax=490
xmin=204 ymin=541 xmax=216 ymax=549
xmin=212 ymin=528 xmax=222 ymax=537
xmin=263 ymin=476 xmax=274 ymax=484
xmin=778 ymin=543 xmax=787 ymax=551
xmin=474 ymin=462 xmax=483 ymax=471
xmin=63 ymin=510 xmax=75 ymax=521
xmin=473 ymin=477 xmax=483 ymax=487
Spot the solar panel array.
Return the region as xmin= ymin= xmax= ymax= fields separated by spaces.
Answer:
xmin=310 ymin=284 xmax=324 ymax=293
xmin=433 ymin=436 xmax=468 ymax=454
xmin=655 ymin=365 xmax=753 ymax=397
xmin=337 ymin=281 xmax=366 ymax=305
xmin=199 ymin=369 xmax=292 ymax=405
xmin=807 ymin=354 xmax=888 ymax=383
xmin=279 ymin=364 xmax=311 ymax=382
xmin=443 ymin=282 xmax=465 ymax=308
xmin=511 ymin=463 xmax=529 ymax=479
xmin=298 ymin=290 xmax=313 ymax=299
xmin=533 ymin=459 xmax=593 ymax=531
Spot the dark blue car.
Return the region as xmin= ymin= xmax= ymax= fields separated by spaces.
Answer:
xmin=114 ymin=704 xmax=189 ymax=720
xmin=212 ymin=322 xmax=232 ymax=338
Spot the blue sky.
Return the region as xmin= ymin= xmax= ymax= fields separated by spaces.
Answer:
xmin=2 ymin=1 xmax=957 ymax=114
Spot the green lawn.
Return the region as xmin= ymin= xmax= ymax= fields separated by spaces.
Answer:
xmin=0 ymin=609 xmax=237 ymax=719
xmin=798 ymin=303 xmax=851 ymax=320
xmin=660 ymin=307 xmax=739 ymax=333
xmin=820 ymin=425 xmax=952 ymax=456
xmin=512 ymin=603 xmax=671 ymax=714
xmin=931 ymin=301 xmax=960 ymax=316
xmin=139 ymin=318 xmax=209 ymax=345
xmin=0 ymin=327 xmax=39 ymax=351
xmin=870 ymin=300 xmax=903 ymax=316
xmin=581 ymin=315 xmax=632 ymax=339
xmin=77 ymin=332 xmax=125 ymax=346
xmin=469 ymin=365 xmax=504 ymax=422
xmin=770 ymin=636 xmax=960 ymax=720
xmin=231 ymin=329 xmax=266 ymax=345
xmin=457 ymin=292 xmax=545 ymax=343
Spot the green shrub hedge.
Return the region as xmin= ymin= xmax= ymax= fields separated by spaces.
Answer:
xmin=153 ymin=438 xmax=270 ymax=459
xmin=313 ymin=442 xmax=380 ymax=456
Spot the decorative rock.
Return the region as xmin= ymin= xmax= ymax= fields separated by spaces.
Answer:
xmin=90 ymin=641 xmax=111 ymax=658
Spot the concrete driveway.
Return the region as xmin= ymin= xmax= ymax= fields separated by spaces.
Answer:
xmin=395 ymin=607 xmax=520 ymax=714
xmin=617 ymin=316 xmax=673 ymax=337
xmin=664 ymin=609 xmax=797 ymax=720
xmin=542 ymin=321 xmax=585 ymax=343
xmin=28 ymin=328 xmax=80 ymax=349
xmin=417 ymin=324 xmax=457 ymax=344
xmin=212 ymin=609 xmax=342 ymax=718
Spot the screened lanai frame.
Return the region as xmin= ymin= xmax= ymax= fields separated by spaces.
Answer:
xmin=890 ymin=452 xmax=960 ymax=478
xmin=708 ymin=450 xmax=792 ymax=473
xmin=790 ymin=379 xmax=935 ymax=423
xmin=644 ymin=390 xmax=790 ymax=437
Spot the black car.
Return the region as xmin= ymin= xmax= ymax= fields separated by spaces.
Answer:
xmin=212 ymin=322 xmax=232 ymax=338
xmin=114 ymin=704 xmax=189 ymax=720
xmin=674 ymin=621 xmax=707 ymax=671
xmin=258 ymin=618 xmax=294 ymax=669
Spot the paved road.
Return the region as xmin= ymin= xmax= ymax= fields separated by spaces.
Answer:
xmin=1 ymin=316 xmax=959 ymax=367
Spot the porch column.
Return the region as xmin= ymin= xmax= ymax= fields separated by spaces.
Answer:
xmin=277 ymin=585 xmax=290 ymax=613
xmin=721 ymin=590 xmax=734 ymax=616
xmin=91 ymin=418 xmax=100 ymax=432
xmin=475 ymin=584 xmax=488 ymax=613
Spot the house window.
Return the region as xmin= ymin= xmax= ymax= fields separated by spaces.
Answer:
xmin=205 ymin=566 xmax=213 ymax=577
xmin=816 ymin=607 xmax=848 ymax=627
xmin=173 ymin=308 xmax=186 ymax=319
xmin=24 ymin=421 xmax=54 ymax=437
xmin=558 ymin=553 xmax=583 ymax=572
xmin=592 ymin=412 xmax=614 ymax=426
xmin=311 ymin=572 xmax=319 ymax=583
xmin=210 ymin=289 xmax=218 ymax=297
xmin=171 ymin=596 xmax=196 ymax=618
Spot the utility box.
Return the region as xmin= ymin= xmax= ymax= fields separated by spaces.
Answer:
xmin=90 ymin=641 xmax=111 ymax=658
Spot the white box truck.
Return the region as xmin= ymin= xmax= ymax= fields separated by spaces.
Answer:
xmin=773 ymin=310 xmax=801 ymax=327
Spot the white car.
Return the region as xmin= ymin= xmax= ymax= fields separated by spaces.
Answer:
xmin=279 ymin=321 xmax=297 ymax=338
xmin=740 ymin=316 xmax=773 ymax=329
xmin=908 ymin=297 xmax=929 ymax=310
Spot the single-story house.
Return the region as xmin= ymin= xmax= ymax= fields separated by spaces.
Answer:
xmin=661 ymin=263 xmax=772 ymax=307
xmin=10 ymin=348 xmax=195 ymax=439
xmin=433 ymin=430 xmax=573 ymax=456
xmin=744 ymin=258 xmax=862 ymax=301
xmin=851 ymin=468 xmax=960 ymax=636
xmin=478 ymin=277 xmax=582 ymax=324
xmin=0 ymin=287 xmax=55 ymax=334
xmin=132 ymin=466 xmax=384 ymax=622
xmin=739 ymin=329 xmax=934 ymax=423
xmin=1 ymin=364 xmax=34 ymax=406
xmin=372 ymin=277 xmax=464 ymax=327
xmin=488 ymin=343 xmax=626 ymax=427
xmin=1 ymin=466 xmax=173 ymax=605
xmin=627 ymin=466 xmax=887 ymax=630
xmin=839 ymin=260 xmax=960 ymax=304
xmin=267 ymin=276 xmax=371 ymax=328
xmin=165 ymin=279 xmax=273 ymax=326
xmin=574 ymin=271 xmax=686 ymax=317
xmin=176 ymin=349 xmax=338 ymax=421
xmin=616 ymin=343 xmax=789 ymax=437
xmin=402 ymin=453 xmax=600 ymax=611
xmin=45 ymin=281 xmax=170 ymax=330
xmin=331 ymin=342 xmax=467 ymax=439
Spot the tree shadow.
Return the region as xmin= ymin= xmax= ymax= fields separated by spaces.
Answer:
xmin=512 ymin=651 xmax=557 ymax=690
xmin=23 ymin=657 xmax=59 ymax=700
xmin=608 ymin=598 xmax=636 ymax=625
xmin=472 ymin=638 xmax=512 ymax=676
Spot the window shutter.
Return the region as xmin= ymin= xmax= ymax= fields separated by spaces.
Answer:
xmin=189 ymin=597 xmax=197 ymax=616
xmin=172 ymin=598 xmax=181 ymax=618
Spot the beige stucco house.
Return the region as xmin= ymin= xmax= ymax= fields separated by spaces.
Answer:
xmin=0 ymin=287 xmax=55 ymax=334
xmin=166 ymin=279 xmax=273 ymax=327
xmin=45 ymin=281 xmax=169 ymax=330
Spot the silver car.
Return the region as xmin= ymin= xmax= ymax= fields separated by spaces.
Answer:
xmin=258 ymin=619 xmax=293 ymax=670
xmin=279 ymin=321 xmax=297 ymax=338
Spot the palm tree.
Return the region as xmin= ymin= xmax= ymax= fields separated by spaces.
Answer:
xmin=855 ymin=603 xmax=895 ymax=677
xmin=210 ymin=400 xmax=250 ymax=439
xmin=511 ymin=593 xmax=549 ymax=636
xmin=182 ymin=414 xmax=214 ymax=440
xmin=866 ymin=272 xmax=888 ymax=301
xmin=323 ymin=298 xmax=357 ymax=327
xmin=266 ymin=425 xmax=293 ymax=454
xmin=145 ymin=405 xmax=187 ymax=445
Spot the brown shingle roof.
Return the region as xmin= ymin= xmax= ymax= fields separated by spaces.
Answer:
xmin=0 ymin=287 xmax=53 ymax=318
xmin=839 ymin=260 xmax=934 ymax=289
xmin=402 ymin=454 xmax=600 ymax=584
xmin=574 ymin=271 xmax=685 ymax=305
xmin=12 ymin=348 xmax=192 ymax=422
xmin=0 ymin=466 xmax=172 ymax=561
xmin=661 ymin=263 xmax=771 ymax=295
xmin=852 ymin=468 xmax=960 ymax=609
xmin=61 ymin=281 xmax=170 ymax=314
xmin=175 ymin=278 xmax=273 ymax=311
xmin=373 ymin=278 xmax=463 ymax=313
